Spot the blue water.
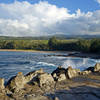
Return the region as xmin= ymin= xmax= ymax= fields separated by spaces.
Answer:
xmin=0 ymin=51 xmax=99 ymax=82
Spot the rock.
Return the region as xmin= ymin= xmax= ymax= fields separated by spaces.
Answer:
xmin=0 ymin=94 xmax=13 ymax=100
xmin=80 ymin=70 xmax=91 ymax=75
xmin=52 ymin=66 xmax=66 ymax=76
xmin=66 ymin=66 xmax=80 ymax=79
xmin=54 ymin=97 xmax=59 ymax=100
xmin=51 ymin=66 xmax=66 ymax=81
xmin=84 ymin=67 xmax=94 ymax=72
xmin=0 ymin=78 xmax=5 ymax=90
xmin=25 ymin=69 xmax=44 ymax=83
xmin=38 ymin=73 xmax=55 ymax=90
xmin=25 ymin=95 xmax=50 ymax=100
xmin=57 ymin=74 xmax=66 ymax=82
xmin=6 ymin=72 xmax=25 ymax=92
xmin=94 ymin=63 xmax=100 ymax=72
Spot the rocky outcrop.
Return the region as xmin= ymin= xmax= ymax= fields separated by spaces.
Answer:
xmin=37 ymin=73 xmax=55 ymax=91
xmin=80 ymin=70 xmax=91 ymax=75
xmin=94 ymin=63 xmax=100 ymax=72
xmin=57 ymin=74 xmax=66 ymax=82
xmin=84 ymin=67 xmax=94 ymax=72
xmin=2 ymin=63 xmax=100 ymax=100
xmin=25 ymin=68 xmax=44 ymax=83
xmin=66 ymin=66 xmax=80 ymax=79
xmin=51 ymin=66 xmax=66 ymax=81
xmin=6 ymin=72 xmax=25 ymax=92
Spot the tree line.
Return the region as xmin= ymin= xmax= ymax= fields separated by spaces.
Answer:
xmin=0 ymin=37 xmax=100 ymax=53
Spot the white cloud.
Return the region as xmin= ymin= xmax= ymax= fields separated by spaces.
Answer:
xmin=96 ymin=0 xmax=100 ymax=4
xmin=0 ymin=1 xmax=100 ymax=36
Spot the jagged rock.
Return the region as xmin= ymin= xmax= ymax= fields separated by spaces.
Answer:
xmin=94 ymin=63 xmax=100 ymax=72
xmin=84 ymin=67 xmax=94 ymax=72
xmin=66 ymin=66 xmax=80 ymax=79
xmin=51 ymin=66 xmax=66 ymax=81
xmin=37 ymin=73 xmax=55 ymax=90
xmin=0 ymin=78 xmax=5 ymax=90
xmin=25 ymin=69 xmax=44 ymax=83
xmin=57 ymin=74 xmax=66 ymax=82
xmin=80 ymin=70 xmax=91 ymax=75
xmin=6 ymin=72 xmax=25 ymax=92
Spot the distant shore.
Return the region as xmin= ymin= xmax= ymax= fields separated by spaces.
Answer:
xmin=0 ymin=49 xmax=100 ymax=59
xmin=0 ymin=49 xmax=59 ymax=53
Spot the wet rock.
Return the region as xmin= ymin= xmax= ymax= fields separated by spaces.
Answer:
xmin=94 ymin=63 xmax=100 ymax=72
xmin=6 ymin=72 xmax=25 ymax=92
xmin=0 ymin=78 xmax=5 ymax=90
xmin=66 ymin=66 xmax=80 ymax=79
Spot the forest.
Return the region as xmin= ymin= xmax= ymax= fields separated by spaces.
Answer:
xmin=0 ymin=37 xmax=100 ymax=54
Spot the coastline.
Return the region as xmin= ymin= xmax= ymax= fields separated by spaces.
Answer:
xmin=0 ymin=63 xmax=100 ymax=100
xmin=0 ymin=49 xmax=100 ymax=59
xmin=0 ymin=49 xmax=60 ymax=53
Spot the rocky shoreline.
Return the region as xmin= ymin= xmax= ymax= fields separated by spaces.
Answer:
xmin=0 ymin=63 xmax=100 ymax=100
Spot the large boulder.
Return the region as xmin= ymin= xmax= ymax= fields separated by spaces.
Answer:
xmin=94 ymin=63 xmax=100 ymax=72
xmin=37 ymin=73 xmax=55 ymax=90
xmin=51 ymin=66 xmax=66 ymax=81
xmin=57 ymin=74 xmax=66 ymax=82
xmin=25 ymin=69 xmax=44 ymax=83
xmin=66 ymin=66 xmax=80 ymax=79
xmin=6 ymin=72 xmax=25 ymax=92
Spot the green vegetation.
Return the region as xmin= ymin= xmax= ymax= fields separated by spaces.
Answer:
xmin=0 ymin=36 xmax=100 ymax=53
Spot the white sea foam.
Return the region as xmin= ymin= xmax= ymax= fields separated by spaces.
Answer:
xmin=37 ymin=62 xmax=56 ymax=67
xmin=62 ymin=57 xmax=97 ymax=70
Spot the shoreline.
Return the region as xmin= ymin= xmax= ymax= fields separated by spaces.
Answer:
xmin=0 ymin=49 xmax=100 ymax=59
xmin=0 ymin=63 xmax=100 ymax=100
xmin=0 ymin=49 xmax=62 ymax=53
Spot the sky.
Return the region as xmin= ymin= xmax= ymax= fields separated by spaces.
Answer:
xmin=0 ymin=0 xmax=100 ymax=36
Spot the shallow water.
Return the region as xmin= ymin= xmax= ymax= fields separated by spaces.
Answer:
xmin=0 ymin=51 xmax=99 ymax=82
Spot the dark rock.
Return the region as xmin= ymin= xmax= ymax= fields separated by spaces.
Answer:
xmin=51 ymin=66 xmax=66 ymax=81
xmin=84 ymin=67 xmax=94 ymax=72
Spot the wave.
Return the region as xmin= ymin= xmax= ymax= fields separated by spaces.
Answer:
xmin=37 ymin=62 xmax=56 ymax=67
xmin=62 ymin=57 xmax=97 ymax=70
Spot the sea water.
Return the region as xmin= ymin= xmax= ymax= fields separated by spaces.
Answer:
xmin=0 ymin=51 xmax=99 ymax=82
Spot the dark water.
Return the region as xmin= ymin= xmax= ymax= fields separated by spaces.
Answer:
xmin=0 ymin=51 xmax=99 ymax=82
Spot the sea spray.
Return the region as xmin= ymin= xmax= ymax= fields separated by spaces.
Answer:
xmin=62 ymin=57 xmax=96 ymax=70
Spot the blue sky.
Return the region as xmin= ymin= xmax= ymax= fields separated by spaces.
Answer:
xmin=0 ymin=0 xmax=100 ymax=36
xmin=0 ymin=0 xmax=99 ymax=13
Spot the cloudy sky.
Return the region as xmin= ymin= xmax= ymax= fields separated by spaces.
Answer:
xmin=0 ymin=0 xmax=100 ymax=36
